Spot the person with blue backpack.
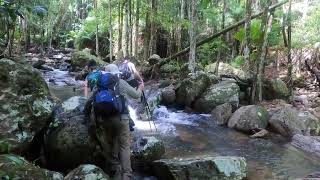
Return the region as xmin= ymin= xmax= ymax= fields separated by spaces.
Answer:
xmin=94 ymin=64 xmax=143 ymax=180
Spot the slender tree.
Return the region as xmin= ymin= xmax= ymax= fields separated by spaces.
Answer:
xmin=94 ymin=0 xmax=99 ymax=55
xmin=244 ymin=0 xmax=252 ymax=66
xmin=188 ymin=0 xmax=197 ymax=73
xmin=124 ymin=0 xmax=130 ymax=57
xmin=177 ymin=0 xmax=186 ymax=55
xmin=134 ymin=0 xmax=140 ymax=57
xmin=118 ymin=0 xmax=123 ymax=52
xmin=149 ymin=0 xmax=157 ymax=56
xmin=109 ymin=0 xmax=113 ymax=61
xmin=287 ymin=0 xmax=293 ymax=100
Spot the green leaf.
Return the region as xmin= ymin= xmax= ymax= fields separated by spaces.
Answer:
xmin=234 ymin=28 xmax=245 ymax=42
xmin=5 ymin=155 xmax=26 ymax=166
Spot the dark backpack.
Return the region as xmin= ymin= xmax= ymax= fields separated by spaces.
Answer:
xmin=94 ymin=73 xmax=125 ymax=117
xmin=119 ymin=62 xmax=132 ymax=80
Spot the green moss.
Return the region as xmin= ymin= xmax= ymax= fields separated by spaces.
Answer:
xmin=256 ymin=106 xmax=269 ymax=127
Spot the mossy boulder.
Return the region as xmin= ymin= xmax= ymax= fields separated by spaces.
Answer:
xmin=269 ymin=106 xmax=320 ymax=137
xmin=228 ymin=105 xmax=269 ymax=133
xmin=45 ymin=96 xmax=103 ymax=172
xmin=132 ymin=136 xmax=165 ymax=169
xmin=205 ymin=62 xmax=252 ymax=82
xmin=65 ymin=164 xmax=110 ymax=180
xmin=148 ymin=54 xmax=162 ymax=65
xmin=194 ymin=81 xmax=240 ymax=113
xmin=0 ymin=58 xmax=55 ymax=154
xmin=211 ymin=103 xmax=233 ymax=125
xmin=264 ymin=78 xmax=290 ymax=100
xmin=176 ymin=71 xmax=217 ymax=108
xmin=70 ymin=49 xmax=104 ymax=71
xmin=152 ymin=156 xmax=247 ymax=180
xmin=161 ymin=85 xmax=176 ymax=105
xmin=0 ymin=154 xmax=63 ymax=180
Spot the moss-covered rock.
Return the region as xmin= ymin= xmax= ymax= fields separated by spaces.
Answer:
xmin=45 ymin=96 xmax=103 ymax=172
xmin=152 ymin=156 xmax=247 ymax=180
xmin=205 ymin=62 xmax=252 ymax=82
xmin=194 ymin=81 xmax=240 ymax=113
xmin=269 ymin=106 xmax=320 ymax=137
xmin=211 ymin=103 xmax=233 ymax=125
xmin=0 ymin=58 xmax=55 ymax=154
xmin=148 ymin=54 xmax=162 ymax=65
xmin=264 ymin=78 xmax=290 ymax=100
xmin=0 ymin=154 xmax=63 ymax=180
xmin=176 ymin=71 xmax=217 ymax=108
xmin=70 ymin=49 xmax=104 ymax=71
xmin=65 ymin=164 xmax=110 ymax=180
xmin=132 ymin=136 xmax=165 ymax=169
xmin=228 ymin=105 xmax=269 ymax=133
xmin=161 ymin=85 xmax=176 ymax=105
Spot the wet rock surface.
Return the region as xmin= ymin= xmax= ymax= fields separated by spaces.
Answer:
xmin=65 ymin=164 xmax=110 ymax=180
xmin=0 ymin=58 xmax=55 ymax=154
xmin=211 ymin=103 xmax=233 ymax=125
xmin=152 ymin=156 xmax=247 ymax=180
xmin=228 ymin=105 xmax=269 ymax=133
xmin=291 ymin=134 xmax=320 ymax=158
xmin=0 ymin=154 xmax=63 ymax=180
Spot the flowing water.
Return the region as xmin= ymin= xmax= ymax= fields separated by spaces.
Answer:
xmin=45 ymin=69 xmax=320 ymax=180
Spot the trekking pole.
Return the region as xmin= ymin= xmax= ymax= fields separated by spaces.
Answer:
xmin=142 ymin=91 xmax=157 ymax=132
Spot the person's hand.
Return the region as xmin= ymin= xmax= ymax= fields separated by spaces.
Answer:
xmin=138 ymin=83 xmax=144 ymax=91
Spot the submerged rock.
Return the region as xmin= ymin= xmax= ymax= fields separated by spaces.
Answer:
xmin=0 ymin=58 xmax=55 ymax=154
xmin=132 ymin=136 xmax=165 ymax=169
xmin=65 ymin=164 xmax=110 ymax=180
xmin=0 ymin=154 xmax=63 ymax=180
xmin=194 ymin=81 xmax=240 ymax=113
xmin=269 ymin=106 xmax=320 ymax=137
xmin=291 ymin=134 xmax=320 ymax=158
xmin=228 ymin=105 xmax=269 ymax=133
xmin=211 ymin=103 xmax=233 ymax=125
xmin=152 ymin=156 xmax=247 ymax=180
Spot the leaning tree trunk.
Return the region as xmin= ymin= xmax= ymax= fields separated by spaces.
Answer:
xmin=109 ymin=0 xmax=113 ymax=61
xmin=287 ymin=0 xmax=293 ymax=100
xmin=134 ymin=0 xmax=140 ymax=57
xmin=188 ymin=0 xmax=197 ymax=73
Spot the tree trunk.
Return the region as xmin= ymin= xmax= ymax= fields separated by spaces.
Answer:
xmin=149 ymin=0 xmax=157 ymax=56
xmin=124 ymin=0 xmax=130 ymax=57
xmin=287 ymin=0 xmax=293 ymax=100
xmin=118 ymin=1 xmax=123 ymax=52
xmin=143 ymin=11 xmax=151 ymax=61
xmin=109 ymin=0 xmax=113 ymax=61
xmin=177 ymin=0 xmax=186 ymax=56
xmin=134 ymin=0 xmax=140 ymax=57
xmin=188 ymin=0 xmax=197 ymax=73
xmin=94 ymin=0 xmax=99 ymax=56
xmin=129 ymin=0 xmax=133 ymax=56
xmin=244 ymin=0 xmax=252 ymax=66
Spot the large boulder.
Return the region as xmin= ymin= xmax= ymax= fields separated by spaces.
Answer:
xmin=176 ymin=72 xmax=217 ymax=107
xmin=70 ymin=49 xmax=103 ymax=71
xmin=152 ymin=156 xmax=247 ymax=180
xmin=161 ymin=85 xmax=176 ymax=105
xmin=132 ymin=136 xmax=165 ymax=169
xmin=148 ymin=54 xmax=162 ymax=65
xmin=44 ymin=96 xmax=103 ymax=171
xmin=211 ymin=103 xmax=233 ymax=125
xmin=0 ymin=154 xmax=63 ymax=180
xmin=228 ymin=105 xmax=269 ymax=133
xmin=0 ymin=58 xmax=55 ymax=154
xmin=194 ymin=81 xmax=240 ymax=113
xmin=205 ymin=62 xmax=252 ymax=82
xmin=291 ymin=134 xmax=320 ymax=158
xmin=269 ymin=106 xmax=320 ymax=137
xmin=264 ymin=78 xmax=290 ymax=100
xmin=65 ymin=164 xmax=110 ymax=180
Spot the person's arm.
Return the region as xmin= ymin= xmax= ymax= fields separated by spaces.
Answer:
xmin=119 ymin=79 xmax=142 ymax=100
xmin=84 ymin=80 xmax=89 ymax=97
xmin=129 ymin=62 xmax=144 ymax=84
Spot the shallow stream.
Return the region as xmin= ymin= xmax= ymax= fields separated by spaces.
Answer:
xmin=45 ymin=69 xmax=320 ymax=180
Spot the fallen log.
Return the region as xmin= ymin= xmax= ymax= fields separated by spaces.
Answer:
xmin=159 ymin=0 xmax=289 ymax=66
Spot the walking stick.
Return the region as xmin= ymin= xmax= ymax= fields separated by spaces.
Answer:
xmin=142 ymin=91 xmax=157 ymax=132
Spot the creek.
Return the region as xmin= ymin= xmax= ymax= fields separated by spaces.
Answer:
xmin=44 ymin=69 xmax=320 ymax=180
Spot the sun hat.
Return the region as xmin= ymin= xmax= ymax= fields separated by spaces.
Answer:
xmin=105 ymin=64 xmax=121 ymax=75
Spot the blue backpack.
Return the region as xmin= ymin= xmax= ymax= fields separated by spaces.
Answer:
xmin=86 ymin=70 xmax=101 ymax=91
xmin=94 ymin=73 xmax=125 ymax=117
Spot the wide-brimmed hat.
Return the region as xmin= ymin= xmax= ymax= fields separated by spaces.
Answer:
xmin=105 ymin=64 xmax=121 ymax=74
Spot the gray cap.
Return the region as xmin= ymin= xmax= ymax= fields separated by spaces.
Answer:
xmin=105 ymin=64 xmax=121 ymax=75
